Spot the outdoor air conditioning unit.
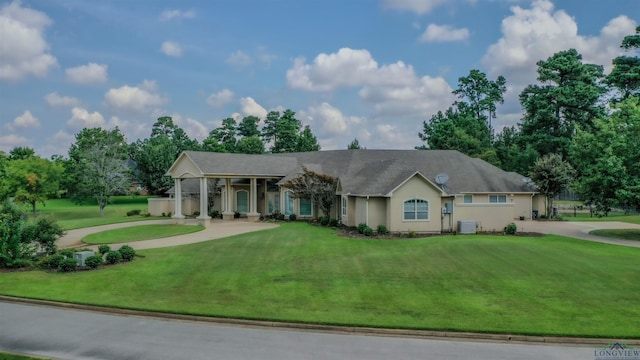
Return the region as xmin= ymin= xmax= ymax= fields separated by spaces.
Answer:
xmin=74 ymin=251 xmax=95 ymax=267
xmin=458 ymin=220 xmax=477 ymax=234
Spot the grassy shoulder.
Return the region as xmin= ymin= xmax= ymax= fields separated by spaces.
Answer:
xmin=1 ymin=223 xmax=638 ymax=338
xmin=0 ymin=352 xmax=48 ymax=360
xmin=590 ymin=229 xmax=640 ymax=241
xmin=34 ymin=196 xmax=166 ymax=230
xmin=82 ymin=224 xmax=205 ymax=244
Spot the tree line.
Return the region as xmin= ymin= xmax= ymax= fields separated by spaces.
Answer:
xmin=0 ymin=109 xmax=321 ymax=216
xmin=417 ymin=27 xmax=640 ymax=216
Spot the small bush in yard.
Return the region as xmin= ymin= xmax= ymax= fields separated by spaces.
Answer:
xmin=357 ymin=223 xmax=368 ymax=234
xmin=58 ymin=258 xmax=78 ymax=272
xmin=59 ymin=249 xmax=74 ymax=258
xmin=289 ymin=214 xmax=297 ymax=221
xmin=105 ymin=250 xmax=122 ymax=264
xmin=41 ymin=254 xmax=65 ymax=270
xmin=98 ymin=244 xmax=110 ymax=255
xmin=363 ymin=226 xmax=373 ymax=236
xmin=329 ymin=218 xmax=339 ymax=227
xmin=377 ymin=224 xmax=388 ymax=235
xmin=118 ymin=245 xmax=136 ymax=261
xmin=319 ymin=216 xmax=330 ymax=226
xmin=126 ymin=209 xmax=141 ymax=216
xmin=504 ymin=223 xmax=517 ymax=235
xmin=84 ymin=255 xmax=104 ymax=269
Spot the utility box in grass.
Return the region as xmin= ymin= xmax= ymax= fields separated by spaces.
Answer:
xmin=458 ymin=220 xmax=477 ymax=234
xmin=74 ymin=251 xmax=95 ymax=267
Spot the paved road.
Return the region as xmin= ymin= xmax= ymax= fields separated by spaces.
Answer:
xmin=0 ymin=301 xmax=594 ymax=360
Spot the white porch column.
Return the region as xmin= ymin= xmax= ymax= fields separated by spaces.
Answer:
xmin=197 ymin=177 xmax=211 ymax=221
xmin=247 ymin=177 xmax=260 ymax=221
xmin=172 ymin=178 xmax=184 ymax=219
xmin=223 ymin=177 xmax=234 ymax=220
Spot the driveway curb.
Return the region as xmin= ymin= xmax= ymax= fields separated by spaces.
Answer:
xmin=1 ymin=295 xmax=637 ymax=346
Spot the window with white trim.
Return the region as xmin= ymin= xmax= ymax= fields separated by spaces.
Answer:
xmin=403 ymin=199 xmax=429 ymax=220
xmin=284 ymin=191 xmax=295 ymax=215
xmin=341 ymin=196 xmax=347 ymax=216
xmin=236 ymin=190 xmax=248 ymax=213
xmin=463 ymin=195 xmax=472 ymax=203
xmin=489 ymin=195 xmax=507 ymax=203
xmin=299 ymin=197 xmax=312 ymax=217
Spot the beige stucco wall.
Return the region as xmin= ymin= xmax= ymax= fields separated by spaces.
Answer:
xmin=170 ymin=157 xmax=201 ymax=178
xmin=148 ymin=198 xmax=172 ymax=216
xmin=388 ymin=176 xmax=442 ymax=233
xmin=367 ymin=197 xmax=387 ymax=228
xmin=453 ymin=203 xmax=514 ymax=232
xmin=532 ymin=194 xmax=546 ymax=217
xmin=512 ymin=194 xmax=535 ymax=219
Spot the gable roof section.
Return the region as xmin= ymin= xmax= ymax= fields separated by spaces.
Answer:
xmin=166 ymin=150 xmax=534 ymax=195
xmin=168 ymin=151 xmax=298 ymax=178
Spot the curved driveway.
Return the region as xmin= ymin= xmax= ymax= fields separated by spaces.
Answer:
xmin=58 ymin=219 xmax=279 ymax=250
xmin=518 ymin=220 xmax=640 ymax=248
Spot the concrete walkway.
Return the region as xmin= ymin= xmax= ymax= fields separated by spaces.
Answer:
xmin=59 ymin=220 xmax=279 ymax=250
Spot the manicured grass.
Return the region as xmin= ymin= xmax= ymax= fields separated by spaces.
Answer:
xmin=82 ymin=224 xmax=205 ymax=244
xmin=590 ymin=229 xmax=640 ymax=241
xmin=32 ymin=196 xmax=166 ymax=230
xmin=0 ymin=223 xmax=638 ymax=338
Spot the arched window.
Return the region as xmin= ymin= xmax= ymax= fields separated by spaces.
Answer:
xmin=236 ymin=190 xmax=248 ymax=213
xmin=403 ymin=199 xmax=429 ymax=220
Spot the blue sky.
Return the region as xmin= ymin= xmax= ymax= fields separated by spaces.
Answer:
xmin=1 ymin=0 xmax=638 ymax=157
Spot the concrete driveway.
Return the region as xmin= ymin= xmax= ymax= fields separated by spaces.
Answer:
xmin=516 ymin=220 xmax=640 ymax=248
xmin=58 ymin=220 xmax=279 ymax=250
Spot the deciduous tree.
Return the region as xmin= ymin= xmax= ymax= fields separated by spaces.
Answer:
xmin=67 ymin=127 xmax=131 ymax=216
xmin=282 ymin=167 xmax=337 ymax=218
xmin=529 ymin=153 xmax=575 ymax=217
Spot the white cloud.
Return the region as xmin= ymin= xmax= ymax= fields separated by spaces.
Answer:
xmin=9 ymin=110 xmax=39 ymax=129
xmin=65 ymin=63 xmax=108 ymax=84
xmin=104 ymin=80 xmax=167 ymax=114
xmin=0 ymin=134 xmax=30 ymax=152
xmin=305 ymin=102 xmax=363 ymax=135
xmin=160 ymin=41 xmax=183 ymax=57
xmin=206 ymin=89 xmax=234 ymax=108
xmin=420 ymin=24 xmax=470 ymax=42
xmin=0 ymin=0 xmax=57 ymax=81
xmin=287 ymin=47 xmax=455 ymax=119
xmin=287 ymin=48 xmax=378 ymax=91
xmin=67 ymin=107 xmax=105 ymax=129
xmin=239 ymin=97 xmax=268 ymax=119
xmin=170 ymin=113 xmax=208 ymax=141
xmin=383 ymin=0 xmax=447 ymax=14
xmin=482 ymin=0 xmax=636 ymax=85
xmin=481 ymin=0 xmax=637 ymax=128
xmin=45 ymin=92 xmax=80 ymax=107
xmin=159 ymin=9 xmax=195 ymax=21
xmin=226 ymin=50 xmax=252 ymax=68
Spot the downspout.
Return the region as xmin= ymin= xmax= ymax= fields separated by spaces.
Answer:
xmin=366 ymin=196 xmax=369 ymax=226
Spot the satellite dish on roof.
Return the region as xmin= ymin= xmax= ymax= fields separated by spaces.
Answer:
xmin=522 ymin=177 xmax=532 ymax=184
xmin=435 ymin=173 xmax=449 ymax=186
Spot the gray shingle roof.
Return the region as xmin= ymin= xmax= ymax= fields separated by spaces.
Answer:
xmin=172 ymin=150 xmax=533 ymax=196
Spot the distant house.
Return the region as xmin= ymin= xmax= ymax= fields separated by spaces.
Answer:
xmin=155 ymin=150 xmax=542 ymax=233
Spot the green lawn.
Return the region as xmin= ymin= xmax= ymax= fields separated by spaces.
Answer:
xmin=33 ymin=196 xmax=166 ymax=230
xmin=1 ymin=223 xmax=638 ymax=338
xmin=82 ymin=224 xmax=205 ymax=244
xmin=590 ymin=229 xmax=640 ymax=241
